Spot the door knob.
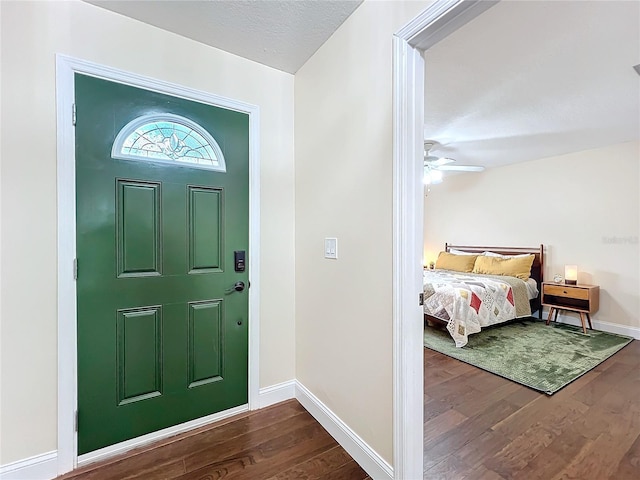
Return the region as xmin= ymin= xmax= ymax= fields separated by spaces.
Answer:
xmin=226 ymin=281 xmax=245 ymax=294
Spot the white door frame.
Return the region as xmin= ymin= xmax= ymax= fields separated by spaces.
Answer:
xmin=55 ymin=54 xmax=261 ymax=475
xmin=392 ymin=1 xmax=498 ymax=477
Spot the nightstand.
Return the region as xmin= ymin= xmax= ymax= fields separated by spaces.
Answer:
xmin=541 ymin=282 xmax=599 ymax=334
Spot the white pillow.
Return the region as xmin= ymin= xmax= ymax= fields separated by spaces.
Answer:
xmin=449 ymin=248 xmax=479 ymax=256
xmin=483 ymin=251 xmax=532 ymax=259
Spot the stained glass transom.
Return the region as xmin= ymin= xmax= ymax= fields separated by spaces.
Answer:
xmin=111 ymin=114 xmax=226 ymax=172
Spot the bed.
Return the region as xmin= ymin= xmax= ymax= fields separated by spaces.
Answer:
xmin=424 ymin=244 xmax=544 ymax=347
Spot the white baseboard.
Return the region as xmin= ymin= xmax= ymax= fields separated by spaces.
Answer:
xmin=0 ymin=451 xmax=57 ymax=480
xmin=1 ymin=380 xmax=387 ymax=480
xmin=295 ymin=380 xmax=393 ymax=480
xmin=257 ymin=379 xmax=296 ymax=408
xmin=0 ymin=379 xmax=296 ymax=479
xmin=78 ymin=404 xmax=248 ymax=467
xmin=542 ymin=308 xmax=640 ymax=339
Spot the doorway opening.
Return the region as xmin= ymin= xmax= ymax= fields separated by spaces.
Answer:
xmin=392 ymin=1 xmax=497 ymax=477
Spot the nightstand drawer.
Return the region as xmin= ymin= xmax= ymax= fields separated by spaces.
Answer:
xmin=543 ymin=284 xmax=589 ymax=300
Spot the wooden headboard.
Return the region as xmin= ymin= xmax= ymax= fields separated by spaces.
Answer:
xmin=445 ymin=243 xmax=545 ymax=318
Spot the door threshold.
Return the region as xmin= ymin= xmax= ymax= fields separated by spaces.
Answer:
xmin=77 ymin=404 xmax=249 ymax=468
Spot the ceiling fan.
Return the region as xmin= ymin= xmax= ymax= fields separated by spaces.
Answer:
xmin=423 ymin=141 xmax=484 ymax=185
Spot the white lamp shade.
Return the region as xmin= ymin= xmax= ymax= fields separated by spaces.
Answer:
xmin=564 ymin=265 xmax=578 ymax=282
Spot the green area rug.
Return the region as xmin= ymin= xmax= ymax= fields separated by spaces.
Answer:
xmin=424 ymin=319 xmax=633 ymax=394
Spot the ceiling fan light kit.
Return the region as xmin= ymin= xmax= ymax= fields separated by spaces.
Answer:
xmin=424 ymin=169 xmax=443 ymax=185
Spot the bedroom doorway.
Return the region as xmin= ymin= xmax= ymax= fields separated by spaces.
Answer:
xmin=391 ymin=1 xmax=498 ymax=477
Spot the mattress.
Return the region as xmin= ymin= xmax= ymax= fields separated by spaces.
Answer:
xmin=525 ymin=277 xmax=539 ymax=300
xmin=423 ymin=269 xmax=533 ymax=347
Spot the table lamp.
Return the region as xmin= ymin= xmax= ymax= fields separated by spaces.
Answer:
xmin=564 ymin=264 xmax=578 ymax=285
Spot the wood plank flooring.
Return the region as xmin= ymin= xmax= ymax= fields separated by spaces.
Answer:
xmin=424 ymin=338 xmax=640 ymax=480
xmin=56 ymin=400 xmax=370 ymax=480
xmin=53 ymin=339 xmax=639 ymax=480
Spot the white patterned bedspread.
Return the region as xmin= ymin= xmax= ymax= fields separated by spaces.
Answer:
xmin=423 ymin=269 xmax=531 ymax=347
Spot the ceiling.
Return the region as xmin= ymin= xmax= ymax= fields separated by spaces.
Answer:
xmin=423 ymin=0 xmax=640 ymax=170
xmin=85 ymin=0 xmax=362 ymax=74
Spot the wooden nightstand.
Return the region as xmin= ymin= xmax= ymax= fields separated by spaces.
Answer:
xmin=541 ymin=282 xmax=600 ymax=334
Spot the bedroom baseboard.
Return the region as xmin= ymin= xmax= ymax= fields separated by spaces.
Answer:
xmin=542 ymin=308 xmax=640 ymax=339
xmin=0 ymin=451 xmax=57 ymax=480
xmin=257 ymin=379 xmax=296 ymax=408
xmin=294 ymin=381 xmax=393 ymax=480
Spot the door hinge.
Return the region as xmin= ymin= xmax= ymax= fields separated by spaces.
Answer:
xmin=73 ymin=258 xmax=78 ymax=280
xmin=419 ymin=293 xmax=424 ymax=306
xmin=74 ymin=410 xmax=78 ymax=432
xmin=72 ymin=103 xmax=77 ymax=126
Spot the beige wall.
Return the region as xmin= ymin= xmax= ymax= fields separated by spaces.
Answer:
xmin=0 ymin=0 xmax=295 ymax=464
xmin=424 ymin=141 xmax=640 ymax=330
xmin=295 ymin=0 xmax=431 ymax=464
xmin=0 ymin=0 xmax=3 ymax=463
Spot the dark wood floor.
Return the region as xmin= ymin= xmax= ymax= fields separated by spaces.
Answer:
xmin=424 ymin=338 xmax=640 ymax=479
xmin=53 ymin=339 xmax=639 ymax=480
xmin=57 ymin=400 xmax=369 ymax=480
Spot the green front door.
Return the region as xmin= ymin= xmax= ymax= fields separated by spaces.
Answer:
xmin=75 ymin=74 xmax=249 ymax=455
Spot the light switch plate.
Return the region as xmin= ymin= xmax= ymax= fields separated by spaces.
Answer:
xmin=324 ymin=237 xmax=338 ymax=259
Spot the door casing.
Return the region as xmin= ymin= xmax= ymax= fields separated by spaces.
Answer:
xmin=392 ymin=1 xmax=499 ymax=478
xmin=55 ymin=55 xmax=261 ymax=475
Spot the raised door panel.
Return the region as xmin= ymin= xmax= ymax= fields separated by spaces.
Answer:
xmin=188 ymin=300 xmax=223 ymax=388
xmin=116 ymin=306 xmax=163 ymax=405
xmin=117 ymin=180 xmax=162 ymax=277
xmin=188 ymin=186 xmax=223 ymax=273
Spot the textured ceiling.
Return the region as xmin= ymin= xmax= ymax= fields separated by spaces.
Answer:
xmin=86 ymin=0 xmax=362 ymax=73
xmin=423 ymin=0 xmax=640 ymax=170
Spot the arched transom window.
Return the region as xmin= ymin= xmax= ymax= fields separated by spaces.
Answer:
xmin=111 ymin=113 xmax=226 ymax=172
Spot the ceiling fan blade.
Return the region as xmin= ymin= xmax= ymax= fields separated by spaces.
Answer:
xmin=437 ymin=165 xmax=485 ymax=172
xmin=424 ymin=155 xmax=455 ymax=166
xmin=430 ymin=157 xmax=455 ymax=167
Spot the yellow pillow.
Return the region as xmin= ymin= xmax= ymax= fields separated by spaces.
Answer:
xmin=472 ymin=254 xmax=535 ymax=280
xmin=435 ymin=251 xmax=478 ymax=273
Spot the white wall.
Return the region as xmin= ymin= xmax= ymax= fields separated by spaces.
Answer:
xmin=424 ymin=141 xmax=640 ymax=330
xmin=0 ymin=0 xmax=295 ymax=464
xmin=295 ymin=0 xmax=430 ymax=464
